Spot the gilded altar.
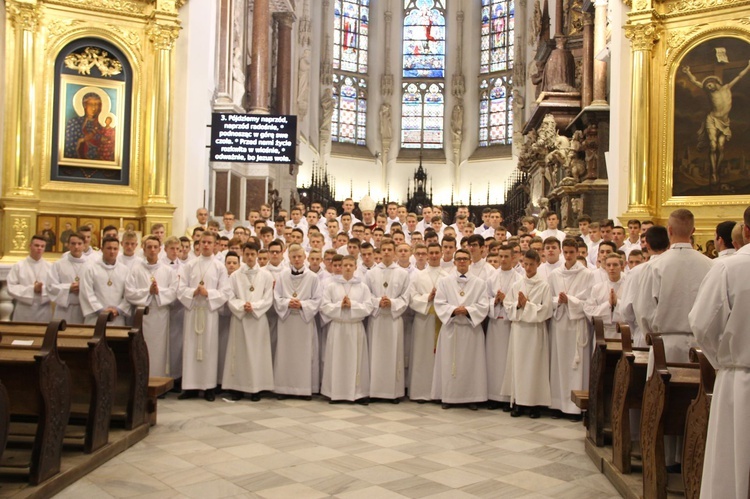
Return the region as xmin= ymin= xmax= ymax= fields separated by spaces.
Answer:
xmin=623 ymin=0 xmax=750 ymax=239
xmin=1 ymin=0 xmax=185 ymax=260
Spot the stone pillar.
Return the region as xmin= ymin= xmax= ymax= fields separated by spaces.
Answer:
xmin=146 ymin=20 xmax=181 ymax=205
xmin=581 ymin=12 xmax=594 ymax=108
xmin=592 ymin=0 xmax=609 ymax=105
xmin=248 ymin=0 xmax=271 ymax=114
xmin=274 ymin=12 xmax=295 ymax=114
xmin=214 ymin=0 xmax=234 ymax=107
xmin=624 ymin=22 xmax=659 ymax=214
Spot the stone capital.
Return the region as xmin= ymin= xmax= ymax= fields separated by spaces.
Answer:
xmin=8 ymin=1 xmax=41 ymax=32
xmin=147 ymin=21 xmax=181 ymax=50
xmin=274 ymin=11 xmax=296 ymax=28
xmin=624 ymin=22 xmax=660 ymax=51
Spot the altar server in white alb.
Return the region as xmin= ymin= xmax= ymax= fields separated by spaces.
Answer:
xmin=273 ymin=244 xmax=321 ymax=398
xmin=48 ymin=232 xmax=88 ymax=324
xmin=320 ymin=255 xmax=375 ymax=403
xmin=79 ymin=236 xmax=131 ymax=326
xmin=689 ymin=208 xmax=750 ymax=499
xmin=584 ymin=253 xmax=626 ymax=338
xmin=408 ymin=243 xmax=447 ymax=402
xmin=485 ymin=245 xmax=521 ymax=410
xmin=431 ymin=249 xmax=490 ymax=410
xmin=177 ymin=232 xmax=232 ymax=402
xmin=7 ymin=236 xmax=52 ymax=322
xmin=502 ymin=249 xmax=553 ymax=419
xmin=223 ymin=243 xmax=275 ymax=401
xmin=125 ymin=236 xmax=179 ymax=377
xmin=365 ymin=239 xmax=411 ymax=402
xmin=548 ymin=238 xmax=593 ymax=420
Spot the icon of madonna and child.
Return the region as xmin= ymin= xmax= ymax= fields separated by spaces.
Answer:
xmin=62 ymin=86 xmax=119 ymax=165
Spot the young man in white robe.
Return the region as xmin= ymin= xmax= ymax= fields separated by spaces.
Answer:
xmin=7 ymin=236 xmax=52 ymax=322
xmin=116 ymin=231 xmax=141 ymax=269
xmin=465 ymin=235 xmax=494 ymax=280
xmin=688 ymin=210 xmax=750 ymax=499
xmin=223 ymin=243 xmax=275 ymax=401
xmin=537 ymin=237 xmax=564 ymax=281
xmin=125 ymin=235 xmax=179 ymax=377
xmin=365 ymin=239 xmax=411 ymax=402
xmin=431 ymin=249 xmax=490 ymax=410
xmin=177 ymin=232 xmax=232 ymax=402
xmin=158 ymin=236 xmax=185 ymax=390
xmin=486 ymin=245 xmax=521 ymax=410
xmin=408 ymin=243 xmax=447 ymax=402
xmin=217 ymin=251 xmax=241 ymax=389
xmin=273 ymin=244 xmax=321 ymax=398
xmin=320 ymin=255 xmax=375 ymax=403
xmin=265 ymin=239 xmax=287 ymax=359
xmin=539 ymin=213 xmax=567 ymax=242
xmin=585 ymin=253 xmax=626 ymax=338
xmin=502 ymin=249 xmax=553 ymax=418
xmin=80 ymin=236 xmax=131 ymax=326
xmin=48 ymin=232 xmax=88 ymax=324
xmin=548 ymin=238 xmax=593 ymax=420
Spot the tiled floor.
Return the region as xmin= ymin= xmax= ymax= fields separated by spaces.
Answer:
xmin=54 ymin=395 xmax=621 ymax=498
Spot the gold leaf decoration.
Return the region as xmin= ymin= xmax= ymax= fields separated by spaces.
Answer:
xmin=64 ymin=47 xmax=123 ymax=77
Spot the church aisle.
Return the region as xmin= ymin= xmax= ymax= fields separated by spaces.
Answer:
xmin=54 ymin=396 xmax=620 ymax=498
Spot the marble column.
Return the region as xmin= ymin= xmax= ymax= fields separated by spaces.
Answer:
xmin=214 ymin=0 xmax=234 ymax=107
xmin=581 ymin=12 xmax=594 ymax=108
xmin=274 ymin=12 xmax=294 ymax=114
xmin=248 ymin=0 xmax=271 ymax=114
xmin=592 ymin=0 xmax=608 ymax=105
xmin=625 ymin=22 xmax=658 ymax=214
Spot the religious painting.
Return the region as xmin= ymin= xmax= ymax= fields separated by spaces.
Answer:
xmin=402 ymin=0 xmax=446 ymax=79
xmin=36 ymin=215 xmax=58 ymax=252
xmin=58 ymin=216 xmax=78 ymax=253
xmin=80 ymin=218 xmax=101 ymax=249
xmin=673 ymin=36 xmax=750 ymax=196
xmin=50 ymin=39 xmax=133 ymax=186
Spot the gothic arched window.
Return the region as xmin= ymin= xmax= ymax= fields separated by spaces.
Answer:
xmin=479 ymin=0 xmax=514 ymax=147
xmin=400 ymin=0 xmax=446 ymax=149
xmin=332 ymin=0 xmax=369 ymax=145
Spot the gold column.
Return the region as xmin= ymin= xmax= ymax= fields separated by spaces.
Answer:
xmin=249 ymin=0 xmax=271 ymax=114
xmin=146 ymin=20 xmax=180 ymax=205
xmin=274 ymin=12 xmax=295 ymax=114
xmin=625 ymin=21 xmax=659 ymax=215
xmin=592 ymin=0 xmax=609 ymax=105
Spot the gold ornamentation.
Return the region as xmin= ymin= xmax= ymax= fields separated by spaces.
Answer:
xmin=147 ymin=23 xmax=181 ymax=50
xmin=667 ymin=0 xmax=731 ymax=14
xmin=64 ymin=47 xmax=124 ymax=77
xmin=106 ymin=24 xmax=142 ymax=47
xmin=11 ymin=217 xmax=29 ymax=251
xmin=665 ymin=24 xmax=706 ymax=61
xmin=624 ymin=22 xmax=660 ymax=51
xmin=633 ymin=0 xmax=650 ymax=12
xmin=47 ymin=0 xmax=144 ymax=16
xmin=8 ymin=2 xmax=41 ymax=31
xmin=47 ymin=19 xmax=84 ymax=40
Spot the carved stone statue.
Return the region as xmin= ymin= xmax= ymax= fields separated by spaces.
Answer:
xmin=319 ymin=87 xmax=334 ymax=136
xmin=568 ymin=130 xmax=586 ymax=182
xmin=543 ymin=36 xmax=577 ymax=93
xmin=451 ymin=103 xmax=464 ymax=145
xmin=584 ymin=124 xmax=599 ymax=180
xmin=379 ymin=103 xmax=393 ymax=144
xmin=297 ymin=48 xmax=312 ymax=120
xmin=537 ymin=197 xmax=550 ymax=232
xmin=269 ymin=188 xmax=282 ymax=214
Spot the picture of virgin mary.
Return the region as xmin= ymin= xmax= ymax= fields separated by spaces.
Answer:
xmin=63 ymin=87 xmax=117 ymax=162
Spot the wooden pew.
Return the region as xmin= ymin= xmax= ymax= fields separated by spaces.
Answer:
xmin=682 ymin=348 xmax=716 ymax=499
xmin=640 ymin=333 xmax=700 ymax=499
xmin=0 ymin=312 xmax=116 ymax=453
xmin=611 ymin=323 xmax=649 ymax=473
xmin=0 ymin=381 xmax=9 ymax=462
xmin=0 ymin=320 xmax=71 ymax=485
xmin=587 ymin=318 xmax=623 ymax=446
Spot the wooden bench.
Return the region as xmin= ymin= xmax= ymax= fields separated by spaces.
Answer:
xmin=641 ymin=333 xmax=701 ymax=499
xmin=611 ymin=322 xmax=649 ymax=473
xmin=0 ymin=380 xmax=9 ymax=462
xmin=681 ymin=348 xmax=716 ymax=499
xmin=0 ymin=320 xmax=71 ymax=485
xmin=0 ymin=311 xmax=117 ymax=454
xmin=147 ymin=377 xmax=173 ymax=426
xmin=588 ymin=318 xmax=624 ymax=446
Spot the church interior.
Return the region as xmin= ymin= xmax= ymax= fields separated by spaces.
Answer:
xmin=0 ymin=0 xmax=749 ymax=497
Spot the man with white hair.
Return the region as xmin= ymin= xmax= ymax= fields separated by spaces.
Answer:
xmin=185 ymin=207 xmax=209 ymax=238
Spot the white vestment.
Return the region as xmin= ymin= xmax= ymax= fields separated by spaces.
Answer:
xmin=539 ymin=228 xmax=567 ymax=242
xmin=47 ymin=253 xmax=88 ymax=324
xmin=468 ymin=260 xmax=494 ymax=281
xmin=486 ymin=269 xmax=522 ymax=402
xmin=178 ymin=256 xmax=231 ymax=390
xmin=125 ymin=261 xmax=179 ymax=377
xmin=408 ymin=265 xmax=447 ymax=401
xmin=264 ymin=261 xmax=287 ymax=360
xmin=223 ymin=266 xmax=275 ymax=393
xmin=617 ymin=256 xmax=656 ymax=348
xmin=79 ymin=258 xmax=131 ymax=326
xmin=365 ymin=263 xmax=410 ymax=399
xmin=548 ymin=263 xmax=593 ymax=414
xmin=274 ymin=270 xmax=321 ymax=395
xmin=163 ymin=259 xmax=185 ymax=378
xmin=689 ymin=244 xmax=750 ymax=499
xmin=320 ymin=276 xmax=374 ymax=401
xmin=584 ymin=278 xmax=625 ymax=338
xmin=7 ymin=257 xmax=52 ymax=322
xmin=502 ymin=274 xmax=553 ymax=406
xmin=117 ymin=253 xmax=140 ymax=270
xmin=431 ymin=272 xmax=490 ymax=404
xmin=537 ymin=259 xmax=563 ymax=281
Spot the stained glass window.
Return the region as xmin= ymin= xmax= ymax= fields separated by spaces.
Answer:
xmin=402 ymin=0 xmax=446 ymax=79
xmin=480 ymin=0 xmax=514 ymax=74
xmin=333 ymin=0 xmax=369 ymax=74
xmin=479 ymin=77 xmax=513 ymax=146
xmin=401 ymin=82 xmax=444 ymax=149
xmin=401 ymin=0 xmax=445 ymax=149
xmin=332 ymin=74 xmax=368 ymax=145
